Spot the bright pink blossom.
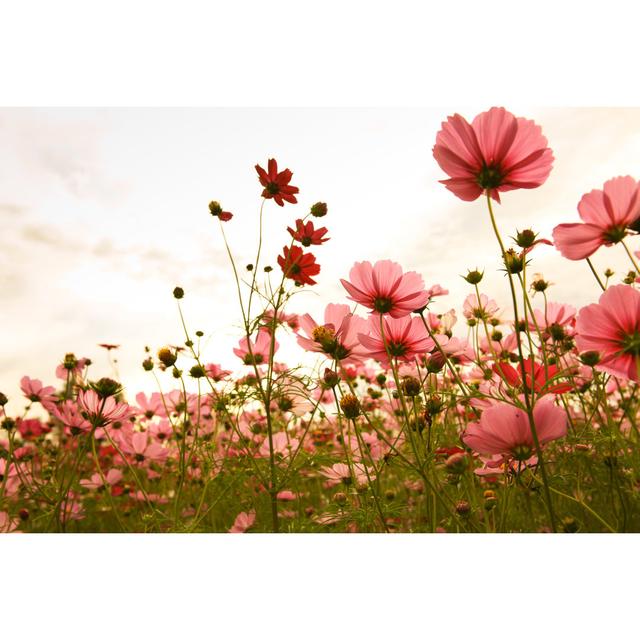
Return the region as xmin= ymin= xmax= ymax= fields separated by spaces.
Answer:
xmin=341 ymin=260 xmax=430 ymax=318
xmin=553 ymin=176 xmax=640 ymax=260
xmin=575 ymin=284 xmax=640 ymax=381
xmin=358 ymin=315 xmax=434 ymax=366
xmin=462 ymin=397 xmax=567 ymax=460
xmin=233 ymin=328 xmax=278 ymax=366
xmin=296 ymin=303 xmax=369 ymax=364
xmin=20 ymin=376 xmax=57 ymax=409
xmin=433 ymin=106 xmax=554 ymax=202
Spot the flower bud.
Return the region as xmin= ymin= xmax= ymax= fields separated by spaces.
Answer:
xmin=503 ymin=248 xmax=524 ymax=274
xmin=340 ymin=394 xmax=361 ymax=420
xmin=401 ymin=376 xmax=422 ymax=397
xmin=464 ymin=269 xmax=484 ymax=285
xmin=579 ymin=351 xmax=600 ymax=367
xmin=514 ymin=228 xmax=537 ymax=249
xmin=322 ymin=368 xmax=339 ymax=388
xmin=455 ymin=500 xmax=471 ymax=517
xmin=2 ymin=417 xmax=16 ymax=431
xmin=173 ymin=286 xmax=184 ymax=299
xmin=90 ymin=377 xmax=122 ymax=399
xmin=189 ymin=365 xmax=206 ymax=379
xmin=445 ymin=452 xmax=468 ymax=474
xmin=0 ymin=392 xmax=8 ymax=406
xmin=63 ymin=353 xmax=78 ymax=370
xmin=142 ymin=357 xmax=154 ymax=372
xmin=333 ymin=492 xmax=347 ymax=506
xmin=310 ymin=202 xmax=327 ymax=218
xmin=157 ymin=348 xmax=177 ymax=368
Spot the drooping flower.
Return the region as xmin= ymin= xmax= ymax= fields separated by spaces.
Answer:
xmin=287 ymin=219 xmax=329 ymax=246
xmin=204 ymin=363 xmax=231 ymax=382
xmin=433 ymin=106 xmax=554 ymax=202
xmin=296 ymin=303 xmax=369 ymax=365
xmin=233 ymin=328 xmax=278 ymax=366
xmin=528 ymin=302 xmax=577 ymax=342
xmin=552 ymin=176 xmax=640 ymax=260
xmin=79 ymin=468 xmax=124 ymax=490
xmin=575 ymin=284 xmax=640 ymax=381
xmin=358 ymin=315 xmax=434 ymax=367
xmin=341 ymin=260 xmax=430 ymax=318
xmin=319 ymin=462 xmax=374 ymax=487
xmin=462 ymin=397 xmax=567 ymax=460
xmin=255 ymin=158 xmax=299 ymax=206
xmin=277 ymin=245 xmax=320 ymax=285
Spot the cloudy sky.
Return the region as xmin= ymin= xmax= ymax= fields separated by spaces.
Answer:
xmin=2 ymin=107 xmax=640 ymax=408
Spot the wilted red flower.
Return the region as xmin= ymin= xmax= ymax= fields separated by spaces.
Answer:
xmin=287 ymin=219 xmax=329 ymax=246
xmin=277 ymin=245 xmax=320 ymax=285
xmin=433 ymin=106 xmax=554 ymax=202
xmin=255 ymin=158 xmax=299 ymax=206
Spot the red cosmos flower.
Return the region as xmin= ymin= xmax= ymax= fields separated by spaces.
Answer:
xmin=493 ymin=357 xmax=573 ymax=395
xmin=255 ymin=158 xmax=299 ymax=206
xmin=433 ymin=106 xmax=554 ymax=202
xmin=277 ymin=245 xmax=320 ymax=285
xmin=287 ymin=219 xmax=329 ymax=246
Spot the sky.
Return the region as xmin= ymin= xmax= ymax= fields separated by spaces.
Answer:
xmin=2 ymin=107 xmax=640 ymax=410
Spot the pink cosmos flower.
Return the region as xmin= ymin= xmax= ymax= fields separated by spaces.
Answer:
xmin=228 ymin=510 xmax=256 ymax=533
xmin=296 ymin=303 xmax=369 ymax=365
xmin=529 ymin=301 xmax=576 ymax=341
xmin=135 ymin=392 xmax=165 ymax=419
xmin=433 ymin=106 xmax=554 ymax=202
xmin=358 ymin=315 xmax=434 ymax=367
xmin=233 ymin=328 xmax=278 ymax=366
xmin=79 ymin=468 xmax=124 ymax=490
xmin=575 ymin=284 xmax=640 ymax=381
xmin=78 ymin=390 xmax=134 ymax=427
xmin=204 ymin=363 xmax=231 ymax=382
xmin=463 ymin=293 xmax=499 ymax=321
xmin=462 ymin=397 xmax=567 ymax=460
xmin=51 ymin=400 xmax=92 ymax=434
xmin=20 ymin=376 xmax=57 ymax=409
xmin=319 ymin=462 xmax=374 ymax=487
xmin=553 ymin=176 xmax=640 ymax=260
xmin=119 ymin=431 xmax=169 ymax=464
xmin=258 ymin=431 xmax=299 ymax=459
xmin=341 ymin=260 xmax=430 ymax=318
xmin=16 ymin=418 xmax=51 ymax=439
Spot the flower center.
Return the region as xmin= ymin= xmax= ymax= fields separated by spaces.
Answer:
xmin=511 ymin=444 xmax=533 ymax=461
xmin=476 ymin=164 xmax=504 ymax=189
xmin=387 ymin=341 xmax=407 ymax=357
xmin=266 ymin=182 xmax=280 ymax=195
xmin=374 ymin=297 xmax=393 ymax=313
xmin=603 ymin=225 xmax=627 ymax=244
xmin=620 ymin=331 xmax=640 ymax=356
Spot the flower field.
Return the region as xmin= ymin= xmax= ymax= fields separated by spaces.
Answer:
xmin=4 ymin=106 xmax=640 ymax=534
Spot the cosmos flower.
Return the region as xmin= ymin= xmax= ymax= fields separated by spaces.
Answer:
xmin=433 ymin=106 xmax=554 ymax=202
xmin=462 ymin=397 xmax=567 ymax=460
xmin=341 ymin=260 xmax=430 ymax=318
xmin=278 ymin=245 xmax=320 ymax=285
xmin=575 ymin=284 xmax=640 ymax=381
xmin=358 ymin=315 xmax=434 ymax=367
xmin=233 ymin=328 xmax=278 ymax=366
xmin=255 ymin=158 xmax=299 ymax=206
xmin=287 ymin=219 xmax=329 ymax=246
xmin=296 ymin=303 xmax=369 ymax=365
xmin=553 ymin=176 xmax=640 ymax=260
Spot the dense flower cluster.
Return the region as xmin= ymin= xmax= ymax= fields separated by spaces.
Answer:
xmin=3 ymin=110 xmax=640 ymax=534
